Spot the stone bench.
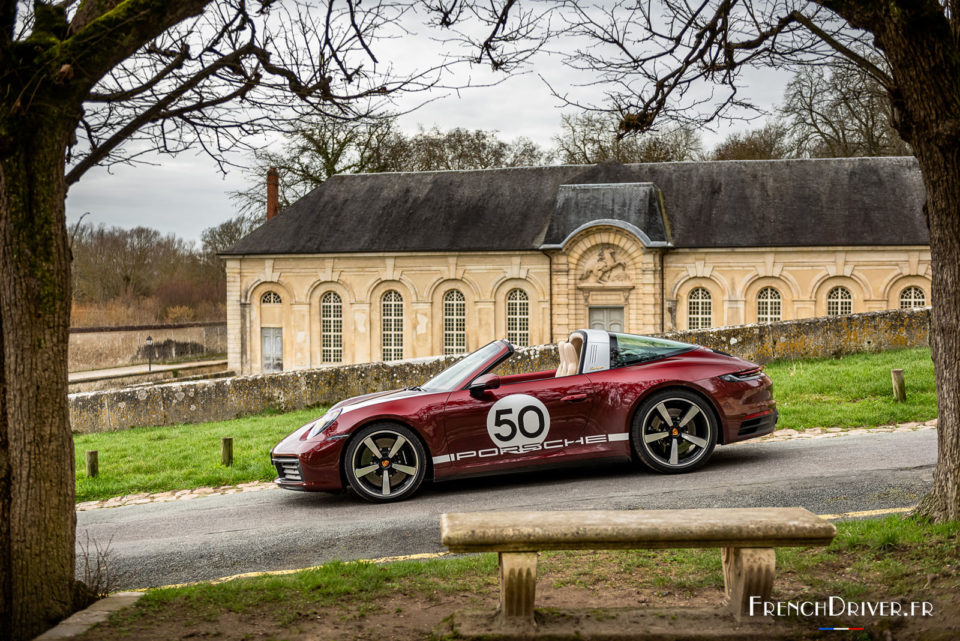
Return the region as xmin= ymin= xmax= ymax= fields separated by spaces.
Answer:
xmin=441 ymin=508 xmax=836 ymax=624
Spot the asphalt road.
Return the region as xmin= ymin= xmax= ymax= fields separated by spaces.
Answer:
xmin=76 ymin=429 xmax=937 ymax=590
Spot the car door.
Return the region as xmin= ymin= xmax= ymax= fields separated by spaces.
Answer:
xmin=435 ymin=374 xmax=596 ymax=478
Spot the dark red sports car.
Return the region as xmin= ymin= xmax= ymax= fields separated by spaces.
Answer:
xmin=270 ymin=330 xmax=777 ymax=502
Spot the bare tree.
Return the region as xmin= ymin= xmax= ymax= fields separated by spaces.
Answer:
xmin=230 ymin=120 xmax=551 ymax=215
xmin=201 ymin=212 xmax=266 ymax=256
xmin=71 ymin=223 xmax=223 ymax=324
xmin=231 ymin=116 xmax=406 ymax=216
xmin=556 ymin=0 xmax=960 ymax=522
xmin=553 ymin=112 xmax=702 ymax=164
xmin=0 ymin=2 xmax=543 ymax=638
xmin=782 ymin=62 xmax=910 ymax=157
xmin=401 ymin=125 xmax=551 ymax=170
xmin=711 ymin=121 xmax=794 ymax=160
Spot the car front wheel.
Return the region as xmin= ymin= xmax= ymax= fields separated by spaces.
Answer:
xmin=344 ymin=423 xmax=427 ymax=502
xmin=631 ymin=389 xmax=718 ymax=473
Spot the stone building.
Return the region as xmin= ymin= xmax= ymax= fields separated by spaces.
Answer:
xmin=222 ymin=157 xmax=930 ymax=374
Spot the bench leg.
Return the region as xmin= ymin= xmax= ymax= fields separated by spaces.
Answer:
xmin=498 ymin=551 xmax=537 ymax=624
xmin=722 ymin=547 xmax=775 ymax=622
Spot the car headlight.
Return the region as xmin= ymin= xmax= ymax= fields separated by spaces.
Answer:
xmin=307 ymin=408 xmax=342 ymax=438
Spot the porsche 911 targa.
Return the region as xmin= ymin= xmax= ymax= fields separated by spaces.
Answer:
xmin=270 ymin=329 xmax=777 ymax=502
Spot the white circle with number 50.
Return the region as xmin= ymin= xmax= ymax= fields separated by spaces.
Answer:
xmin=486 ymin=394 xmax=551 ymax=447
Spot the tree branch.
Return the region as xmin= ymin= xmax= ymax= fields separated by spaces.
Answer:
xmin=87 ymin=43 xmax=190 ymax=102
xmin=62 ymin=0 xmax=212 ymax=92
xmin=67 ymin=40 xmax=255 ymax=184
xmin=788 ymin=10 xmax=892 ymax=88
xmin=0 ymin=0 xmax=16 ymax=58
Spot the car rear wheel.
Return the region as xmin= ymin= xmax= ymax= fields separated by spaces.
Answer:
xmin=631 ymin=389 xmax=717 ymax=474
xmin=344 ymin=424 xmax=427 ymax=502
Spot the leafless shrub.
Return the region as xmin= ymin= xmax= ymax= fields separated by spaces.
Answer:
xmin=76 ymin=531 xmax=115 ymax=600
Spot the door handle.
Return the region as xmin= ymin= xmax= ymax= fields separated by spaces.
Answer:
xmin=561 ymin=393 xmax=588 ymax=402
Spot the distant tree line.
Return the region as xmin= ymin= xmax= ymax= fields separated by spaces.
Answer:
xmin=70 ymin=224 xmax=225 ymax=327
xmin=78 ymin=59 xmax=904 ymax=327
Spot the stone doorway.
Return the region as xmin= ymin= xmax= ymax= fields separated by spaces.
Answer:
xmin=261 ymin=327 xmax=283 ymax=373
xmin=589 ymin=307 xmax=625 ymax=332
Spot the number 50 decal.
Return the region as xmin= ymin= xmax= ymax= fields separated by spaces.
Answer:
xmin=486 ymin=394 xmax=551 ymax=447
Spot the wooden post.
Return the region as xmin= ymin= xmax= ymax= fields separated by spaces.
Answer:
xmin=891 ymin=369 xmax=906 ymax=402
xmin=86 ymin=450 xmax=98 ymax=478
xmin=222 ymin=437 xmax=233 ymax=467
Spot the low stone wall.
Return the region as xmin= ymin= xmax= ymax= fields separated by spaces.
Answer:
xmin=69 ymin=322 xmax=227 ymax=372
xmin=68 ymin=308 xmax=929 ymax=433
xmin=662 ymin=307 xmax=930 ymax=365
xmin=69 ymin=344 xmax=559 ymax=433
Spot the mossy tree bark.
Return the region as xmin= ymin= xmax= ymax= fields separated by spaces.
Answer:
xmin=824 ymin=0 xmax=960 ymax=522
xmin=0 ymin=4 xmax=212 ymax=638
xmin=0 ymin=114 xmax=78 ymax=639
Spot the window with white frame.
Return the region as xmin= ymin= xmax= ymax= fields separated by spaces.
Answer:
xmin=443 ymin=290 xmax=467 ymax=355
xmin=827 ymin=286 xmax=852 ymax=316
xmin=756 ymin=287 xmax=782 ymax=323
xmin=381 ymin=290 xmax=404 ymax=360
xmin=506 ymin=289 xmax=530 ymax=346
xmin=687 ymin=287 xmax=712 ymax=329
xmin=261 ymin=291 xmax=282 ymax=304
xmin=899 ymin=286 xmax=926 ymax=310
xmin=320 ymin=291 xmax=343 ymax=363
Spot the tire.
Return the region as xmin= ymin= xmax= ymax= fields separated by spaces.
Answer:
xmin=344 ymin=423 xmax=427 ymax=502
xmin=630 ymin=389 xmax=718 ymax=474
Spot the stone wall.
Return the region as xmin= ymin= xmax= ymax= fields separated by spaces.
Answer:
xmin=662 ymin=307 xmax=930 ymax=365
xmin=69 ymin=322 xmax=227 ymax=372
xmin=68 ymin=308 xmax=929 ymax=433
xmin=70 ymin=344 xmax=558 ymax=433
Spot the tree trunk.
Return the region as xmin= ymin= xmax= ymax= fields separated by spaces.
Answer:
xmin=913 ymin=146 xmax=960 ymax=522
xmin=830 ymin=1 xmax=960 ymax=523
xmin=0 ymin=119 xmax=77 ymax=639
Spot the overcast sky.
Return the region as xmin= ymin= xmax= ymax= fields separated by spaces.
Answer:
xmin=65 ymin=12 xmax=791 ymax=244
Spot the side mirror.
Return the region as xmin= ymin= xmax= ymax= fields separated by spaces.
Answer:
xmin=468 ymin=374 xmax=501 ymax=399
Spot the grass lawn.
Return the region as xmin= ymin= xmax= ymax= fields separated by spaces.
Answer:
xmin=765 ymin=347 xmax=937 ymax=431
xmin=74 ymin=347 xmax=937 ymax=503
xmin=80 ymin=516 xmax=960 ymax=640
xmin=74 ymin=407 xmax=324 ymax=503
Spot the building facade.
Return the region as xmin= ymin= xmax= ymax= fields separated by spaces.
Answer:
xmin=222 ymin=158 xmax=930 ymax=374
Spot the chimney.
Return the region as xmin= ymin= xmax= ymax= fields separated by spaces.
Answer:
xmin=266 ymin=166 xmax=279 ymax=220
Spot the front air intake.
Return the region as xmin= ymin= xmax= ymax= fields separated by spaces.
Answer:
xmin=273 ymin=458 xmax=303 ymax=482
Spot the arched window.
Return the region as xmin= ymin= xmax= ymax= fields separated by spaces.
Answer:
xmin=320 ymin=292 xmax=343 ymax=363
xmin=443 ymin=290 xmax=467 ymax=355
xmin=899 ymin=286 xmax=926 ymax=310
xmin=506 ymin=289 xmax=530 ymax=347
xmin=261 ymin=291 xmax=282 ymax=304
xmin=827 ymin=286 xmax=852 ymax=316
xmin=756 ymin=287 xmax=782 ymax=323
xmin=687 ymin=287 xmax=712 ymax=329
xmin=381 ymin=290 xmax=404 ymax=360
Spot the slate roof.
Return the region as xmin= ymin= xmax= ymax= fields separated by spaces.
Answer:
xmin=222 ymin=157 xmax=928 ymax=255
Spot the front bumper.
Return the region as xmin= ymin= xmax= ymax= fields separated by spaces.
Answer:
xmin=270 ymin=434 xmax=347 ymax=492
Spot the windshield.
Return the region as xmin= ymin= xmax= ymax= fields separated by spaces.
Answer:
xmin=421 ymin=342 xmax=506 ymax=392
xmin=610 ymin=333 xmax=695 ymax=368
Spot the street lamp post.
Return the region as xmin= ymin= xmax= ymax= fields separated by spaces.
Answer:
xmin=146 ymin=335 xmax=153 ymax=372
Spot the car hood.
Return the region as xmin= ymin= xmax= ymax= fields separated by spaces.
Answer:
xmin=330 ymin=387 xmax=426 ymax=414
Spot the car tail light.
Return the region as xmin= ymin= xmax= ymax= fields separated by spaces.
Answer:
xmin=719 ymin=367 xmax=764 ymax=383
